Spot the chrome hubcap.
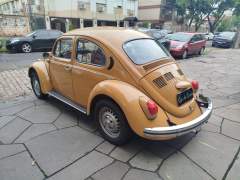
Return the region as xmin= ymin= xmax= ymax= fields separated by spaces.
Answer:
xmin=32 ymin=78 xmax=41 ymax=96
xmin=22 ymin=44 xmax=31 ymax=53
xmin=99 ymin=107 xmax=120 ymax=138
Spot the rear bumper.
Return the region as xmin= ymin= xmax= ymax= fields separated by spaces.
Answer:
xmin=144 ymin=96 xmax=212 ymax=138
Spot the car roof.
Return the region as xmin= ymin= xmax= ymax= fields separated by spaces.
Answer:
xmin=64 ymin=27 xmax=149 ymax=49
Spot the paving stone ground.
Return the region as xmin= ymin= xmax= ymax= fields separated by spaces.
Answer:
xmin=0 ymin=48 xmax=240 ymax=180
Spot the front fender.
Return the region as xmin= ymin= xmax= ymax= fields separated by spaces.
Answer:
xmin=28 ymin=60 xmax=52 ymax=94
xmin=87 ymin=80 xmax=169 ymax=138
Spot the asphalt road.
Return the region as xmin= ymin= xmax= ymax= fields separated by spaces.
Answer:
xmin=0 ymin=52 xmax=42 ymax=72
xmin=0 ymin=40 xmax=214 ymax=72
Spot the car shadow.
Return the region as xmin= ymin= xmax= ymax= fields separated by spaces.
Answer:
xmin=45 ymin=97 xmax=195 ymax=153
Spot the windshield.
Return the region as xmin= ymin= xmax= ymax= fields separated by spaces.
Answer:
xmin=218 ymin=32 xmax=235 ymax=39
xmin=26 ymin=32 xmax=36 ymax=37
xmin=167 ymin=33 xmax=192 ymax=42
xmin=123 ymin=39 xmax=169 ymax=65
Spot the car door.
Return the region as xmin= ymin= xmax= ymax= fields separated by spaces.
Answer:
xmin=188 ymin=35 xmax=198 ymax=54
xmin=72 ymin=37 xmax=109 ymax=107
xmin=32 ymin=30 xmax=49 ymax=50
xmin=49 ymin=37 xmax=74 ymax=100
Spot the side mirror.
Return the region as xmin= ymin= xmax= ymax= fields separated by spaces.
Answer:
xmin=43 ymin=52 xmax=50 ymax=59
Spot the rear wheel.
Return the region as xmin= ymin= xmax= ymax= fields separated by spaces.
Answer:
xmin=30 ymin=71 xmax=48 ymax=99
xmin=199 ymin=47 xmax=205 ymax=55
xmin=182 ymin=50 xmax=188 ymax=59
xmin=94 ymin=99 xmax=132 ymax=145
xmin=21 ymin=43 xmax=32 ymax=53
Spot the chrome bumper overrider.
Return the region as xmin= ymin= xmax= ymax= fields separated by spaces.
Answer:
xmin=144 ymin=96 xmax=213 ymax=137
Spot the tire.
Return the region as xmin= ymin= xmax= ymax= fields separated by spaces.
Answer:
xmin=94 ymin=99 xmax=133 ymax=145
xmin=30 ymin=71 xmax=48 ymax=99
xmin=199 ymin=47 xmax=205 ymax=55
xmin=21 ymin=43 xmax=32 ymax=53
xmin=182 ymin=50 xmax=188 ymax=59
xmin=212 ymin=43 xmax=215 ymax=47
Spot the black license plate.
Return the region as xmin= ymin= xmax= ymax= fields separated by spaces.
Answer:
xmin=177 ymin=88 xmax=193 ymax=106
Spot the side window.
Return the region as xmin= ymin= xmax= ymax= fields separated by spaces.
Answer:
xmin=53 ymin=39 xmax=72 ymax=59
xmin=76 ymin=39 xmax=106 ymax=66
xmin=35 ymin=31 xmax=48 ymax=38
xmin=49 ymin=31 xmax=62 ymax=38
xmin=190 ymin=35 xmax=198 ymax=43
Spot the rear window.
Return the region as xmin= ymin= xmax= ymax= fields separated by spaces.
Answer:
xmin=123 ymin=39 xmax=169 ymax=65
xmin=218 ymin=32 xmax=236 ymax=39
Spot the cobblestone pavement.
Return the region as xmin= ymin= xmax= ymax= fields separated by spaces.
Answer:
xmin=0 ymin=68 xmax=31 ymax=100
xmin=0 ymin=49 xmax=240 ymax=180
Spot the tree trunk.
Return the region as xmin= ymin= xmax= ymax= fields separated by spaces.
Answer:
xmin=188 ymin=16 xmax=194 ymax=31
xmin=234 ymin=27 xmax=240 ymax=49
xmin=207 ymin=16 xmax=214 ymax=33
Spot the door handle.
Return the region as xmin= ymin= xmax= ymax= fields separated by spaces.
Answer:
xmin=64 ymin=65 xmax=72 ymax=71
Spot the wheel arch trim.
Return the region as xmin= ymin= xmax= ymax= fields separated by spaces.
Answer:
xmin=28 ymin=61 xmax=52 ymax=93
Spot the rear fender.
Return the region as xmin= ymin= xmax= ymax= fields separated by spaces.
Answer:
xmin=28 ymin=60 xmax=52 ymax=94
xmin=87 ymin=80 xmax=169 ymax=137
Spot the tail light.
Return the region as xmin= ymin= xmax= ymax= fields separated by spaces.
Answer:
xmin=147 ymin=100 xmax=158 ymax=116
xmin=191 ymin=80 xmax=199 ymax=90
xmin=139 ymin=97 xmax=158 ymax=120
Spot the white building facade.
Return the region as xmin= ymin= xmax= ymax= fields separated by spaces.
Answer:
xmin=0 ymin=0 xmax=138 ymax=36
xmin=44 ymin=0 xmax=138 ymax=32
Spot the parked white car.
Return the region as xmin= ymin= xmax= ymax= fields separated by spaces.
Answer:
xmin=205 ymin=32 xmax=214 ymax=40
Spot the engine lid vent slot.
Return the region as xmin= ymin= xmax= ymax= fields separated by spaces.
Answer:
xmin=164 ymin=72 xmax=174 ymax=81
xmin=153 ymin=76 xmax=167 ymax=88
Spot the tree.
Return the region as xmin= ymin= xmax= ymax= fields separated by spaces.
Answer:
xmin=175 ymin=0 xmax=211 ymax=31
xmin=174 ymin=0 xmax=238 ymax=32
xmin=206 ymin=0 xmax=236 ymax=33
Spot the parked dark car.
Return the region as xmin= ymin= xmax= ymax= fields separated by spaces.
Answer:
xmin=137 ymin=29 xmax=171 ymax=51
xmin=212 ymin=31 xmax=237 ymax=48
xmin=166 ymin=32 xmax=206 ymax=59
xmin=6 ymin=29 xmax=63 ymax=53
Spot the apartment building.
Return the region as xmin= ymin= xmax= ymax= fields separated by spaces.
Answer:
xmin=0 ymin=0 xmax=45 ymax=36
xmin=138 ymin=0 xmax=175 ymax=29
xmin=0 ymin=0 xmax=138 ymax=36
xmin=44 ymin=0 xmax=138 ymax=32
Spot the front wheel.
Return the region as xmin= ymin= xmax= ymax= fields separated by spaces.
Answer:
xmin=94 ymin=99 xmax=133 ymax=145
xmin=30 ymin=71 xmax=48 ymax=99
xmin=21 ymin=43 xmax=32 ymax=53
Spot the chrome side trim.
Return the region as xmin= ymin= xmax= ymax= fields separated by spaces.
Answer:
xmin=144 ymin=98 xmax=213 ymax=137
xmin=48 ymin=91 xmax=87 ymax=114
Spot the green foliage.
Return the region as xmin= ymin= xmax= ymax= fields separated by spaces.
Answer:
xmin=68 ymin=22 xmax=76 ymax=31
xmin=0 ymin=37 xmax=8 ymax=52
xmin=142 ymin=21 xmax=150 ymax=28
xmin=216 ymin=15 xmax=240 ymax=31
xmin=174 ymin=0 xmax=239 ymax=32
xmin=217 ymin=18 xmax=233 ymax=31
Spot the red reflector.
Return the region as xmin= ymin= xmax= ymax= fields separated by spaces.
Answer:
xmin=147 ymin=100 xmax=158 ymax=116
xmin=191 ymin=80 xmax=199 ymax=90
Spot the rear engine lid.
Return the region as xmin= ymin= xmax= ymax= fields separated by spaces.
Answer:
xmin=140 ymin=63 xmax=196 ymax=118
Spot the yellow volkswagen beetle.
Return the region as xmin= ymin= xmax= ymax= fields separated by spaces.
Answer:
xmin=28 ymin=27 xmax=212 ymax=145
